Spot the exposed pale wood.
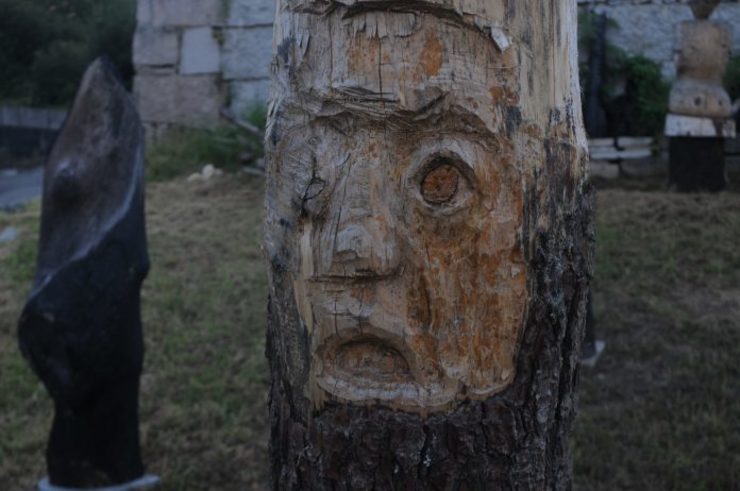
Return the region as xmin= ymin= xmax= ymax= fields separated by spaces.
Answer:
xmin=264 ymin=1 xmax=592 ymax=488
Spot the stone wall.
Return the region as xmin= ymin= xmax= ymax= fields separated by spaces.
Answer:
xmin=0 ymin=105 xmax=67 ymax=159
xmin=133 ymin=0 xmax=274 ymax=137
xmin=134 ymin=0 xmax=739 ymax=134
xmin=578 ymin=0 xmax=740 ymax=79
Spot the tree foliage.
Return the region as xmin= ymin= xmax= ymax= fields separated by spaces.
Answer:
xmin=0 ymin=0 xmax=136 ymax=107
xmin=578 ymin=11 xmax=670 ymax=137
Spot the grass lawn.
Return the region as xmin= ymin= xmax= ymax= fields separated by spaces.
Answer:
xmin=1 ymin=173 xmax=738 ymax=490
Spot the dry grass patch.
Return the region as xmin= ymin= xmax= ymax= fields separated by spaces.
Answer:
xmin=0 ymin=175 xmax=268 ymax=490
xmin=1 ymin=176 xmax=739 ymax=490
xmin=574 ymin=189 xmax=740 ymax=491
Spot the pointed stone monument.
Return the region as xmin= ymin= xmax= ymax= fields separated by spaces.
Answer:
xmin=665 ymin=0 xmax=736 ymax=191
xmin=17 ymin=58 xmax=158 ymax=489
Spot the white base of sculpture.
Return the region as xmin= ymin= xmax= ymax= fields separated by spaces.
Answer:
xmin=665 ymin=114 xmax=736 ymax=138
xmin=38 ymin=475 xmax=160 ymax=491
xmin=581 ymin=340 xmax=607 ymax=368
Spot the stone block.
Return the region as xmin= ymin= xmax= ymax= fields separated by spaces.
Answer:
xmin=137 ymin=0 xmax=224 ymax=28
xmin=135 ymin=65 xmax=177 ymax=77
xmin=590 ymin=147 xmax=652 ymax=161
xmin=230 ymin=79 xmax=271 ymax=115
xmin=133 ymin=28 xmax=179 ymax=66
xmin=134 ymin=74 xmax=223 ymax=127
xmin=180 ymin=27 xmax=221 ymax=75
xmin=222 ymin=27 xmax=274 ymax=80
xmin=726 ymin=136 xmax=740 ymax=155
xmin=617 ymin=137 xmax=654 ymax=149
xmin=590 ymin=161 xmax=620 ymax=179
xmin=228 ymin=0 xmax=275 ymax=26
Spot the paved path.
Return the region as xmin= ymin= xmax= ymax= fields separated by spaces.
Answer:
xmin=0 ymin=167 xmax=43 ymax=210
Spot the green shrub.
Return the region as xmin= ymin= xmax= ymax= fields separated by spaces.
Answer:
xmin=244 ymin=104 xmax=267 ymax=131
xmin=242 ymin=103 xmax=268 ymax=160
xmin=146 ymin=127 xmax=246 ymax=182
xmin=579 ymin=12 xmax=670 ymax=137
xmin=615 ymin=55 xmax=670 ymax=136
xmin=725 ymin=55 xmax=740 ymax=102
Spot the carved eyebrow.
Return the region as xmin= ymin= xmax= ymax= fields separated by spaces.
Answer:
xmin=293 ymin=0 xmax=457 ymax=17
xmin=340 ymin=1 xmax=510 ymax=50
xmin=341 ymin=0 xmax=463 ymax=19
xmin=294 ymin=0 xmax=508 ymax=50
xmin=322 ymin=90 xmax=494 ymax=135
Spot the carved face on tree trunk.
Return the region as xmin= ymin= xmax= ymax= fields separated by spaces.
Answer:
xmin=266 ymin=7 xmax=532 ymax=411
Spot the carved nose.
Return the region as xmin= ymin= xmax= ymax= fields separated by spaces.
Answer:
xmin=330 ymin=220 xmax=399 ymax=277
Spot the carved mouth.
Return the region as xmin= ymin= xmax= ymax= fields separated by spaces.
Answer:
xmin=315 ymin=333 xmax=458 ymax=409
xmin=332 ymin=337 xmax=413 ymax=384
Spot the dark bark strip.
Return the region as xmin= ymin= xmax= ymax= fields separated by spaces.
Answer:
xmin=268 ymin=181 xmax=593 ymax=490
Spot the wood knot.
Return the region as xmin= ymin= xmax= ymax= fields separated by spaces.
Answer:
xmin=421 ymin=163 xmax=460 ymax=204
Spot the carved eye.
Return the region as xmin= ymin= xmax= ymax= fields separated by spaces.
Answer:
xmin=420 ymin=160 xmax=461 ymax=205
xmin=409 ymin=150 xmax=476 ymax=215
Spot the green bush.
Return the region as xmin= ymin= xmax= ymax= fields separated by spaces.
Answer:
xmin=242 ymin=103 xmax=268 ymax=161
xmin=146 ymin=127 xmax=246 ymax=182
xmin=0 ymin=0 xmax=136 ymax=107
xmin=579 ymin=11 xmax=670 ymax=137
xmin=244 ymin=104 xmax=268 ymax=131
xmin=614 ymin=55 xmax=671 ymax=136
xmin=726 ymin=55 xmax=740 ymax=102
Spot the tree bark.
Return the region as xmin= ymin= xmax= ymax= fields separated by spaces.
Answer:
xmin=264 ymin=1 xmax=593 ymax=489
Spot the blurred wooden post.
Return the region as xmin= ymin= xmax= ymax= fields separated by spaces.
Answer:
xmin=666 ymin=0 xmax=736 ymax=191
xmin=264 ymin=1 xmax=593 ymax=488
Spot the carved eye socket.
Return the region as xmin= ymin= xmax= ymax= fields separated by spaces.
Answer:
xmin=420 ymin=161 xmax=461 ymax=205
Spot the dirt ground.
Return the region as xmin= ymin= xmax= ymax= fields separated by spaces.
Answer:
xmin=1 ymin=174 xmax=738 ymax=490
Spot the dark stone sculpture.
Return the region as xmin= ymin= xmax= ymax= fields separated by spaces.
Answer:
xmin=17 ymin=58 xmax=152 ymax=488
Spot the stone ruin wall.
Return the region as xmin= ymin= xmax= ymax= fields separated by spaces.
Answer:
xmin=133 ymin=0 xmax=274 ymax=137
xmin=579 ymin=0 xmax=740 ymax=79
xmin=133 ymin=0 xmax=740 ymax=135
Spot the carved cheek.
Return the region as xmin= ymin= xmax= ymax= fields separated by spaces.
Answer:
xmin=407 ymin=152 xmax=527 ymax=391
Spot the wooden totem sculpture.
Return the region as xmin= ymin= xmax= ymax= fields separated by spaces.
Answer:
xmin=18 ymin=59 xmax=155 ymax=489
xmin=265 ymin=1 xmax=592 ymax=488
xmin=665 ymin=0 xmax=736 ymax=191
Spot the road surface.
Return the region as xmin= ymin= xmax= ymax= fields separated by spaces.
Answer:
xmin=0 ymin=167 xmax=43 ymax=210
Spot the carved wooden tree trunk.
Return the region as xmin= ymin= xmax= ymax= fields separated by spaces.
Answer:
xmin=264 ymin=1 xmax=593 ymax=489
